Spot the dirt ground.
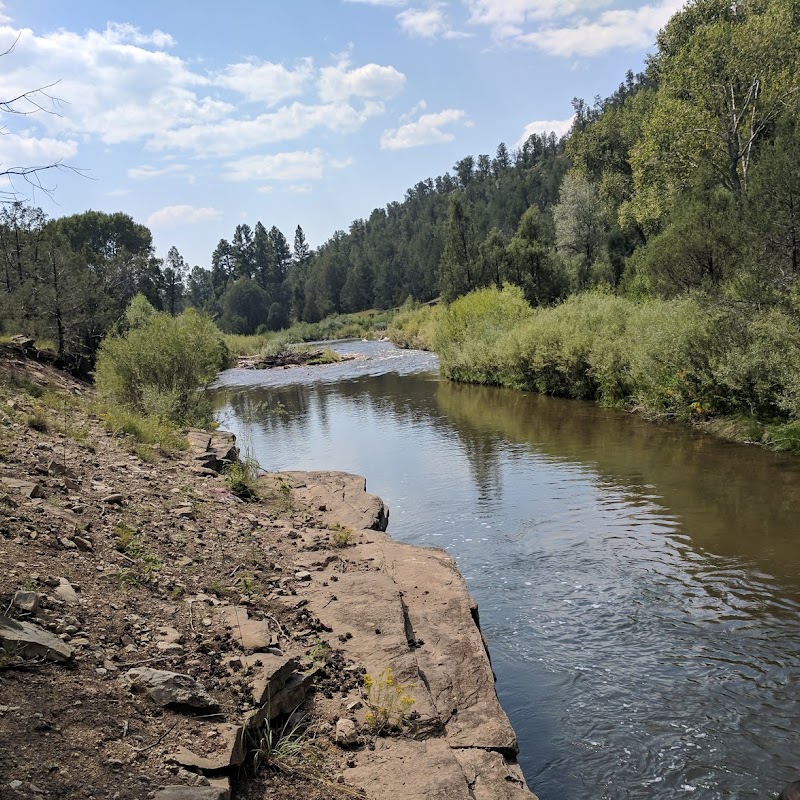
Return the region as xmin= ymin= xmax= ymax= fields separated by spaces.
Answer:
xmin=0 ymin=346 xmax=364 ymax=800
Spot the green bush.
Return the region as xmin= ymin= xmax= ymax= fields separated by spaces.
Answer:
xmin=95 ymin=307 xmax=230 ymax=424
xmin=432 ymin=287 xmax=800 ymax=431
xmin=387 ymin=300 xmax=441 ymax=350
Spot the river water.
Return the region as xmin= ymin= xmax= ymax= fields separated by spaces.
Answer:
xmin=214 ymin=341 xmax=800 ymax=800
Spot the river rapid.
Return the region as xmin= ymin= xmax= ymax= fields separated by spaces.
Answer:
xmin=214 ymin=340 xmax=800 ymax=800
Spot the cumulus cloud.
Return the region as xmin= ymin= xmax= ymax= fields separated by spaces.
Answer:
xmin=381 ymin=108 xmax=470 ymax=150
xmin=146 ymin=204 xmax=222 ymax=227
xmin=213 ymin=59 xmax=313 ymax=105
xmin=225 ymin=149 xmax=354 ymax=182
xmin=466 ymin=0 xmax=610 ymax=32
xmin=516 ymin=115 xmax=574 ymax=145
xmin=153 ymin=101 xmax=385 ymax=156
xmin=318 ymin=60 xmax=406 ymax=102
xmin=226 ymin=149 xmax=325 ymax=182
xmin=397 ymin=5 xmax=470 ymax=39
xmin=0 ymin=132 xmax=78 ymax=166
xmin=519 ymin=0 xmax=682 ymax=56
xmin=0 ymin=20 xmax=397 ymax=161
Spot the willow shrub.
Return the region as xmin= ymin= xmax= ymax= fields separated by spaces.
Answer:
xmin=95 ymin=308 xmax=230 ymax=425
xmin=434 ymin=285 xmax=533 ymax=385
xmin=387 ymin=301 xmax=441 ymax=350
xmin=435 ymin=288 xmax=800 ymax=428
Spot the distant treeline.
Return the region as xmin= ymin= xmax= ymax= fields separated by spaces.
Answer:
xmin=2 ymin=0 xmax=798 ymax=364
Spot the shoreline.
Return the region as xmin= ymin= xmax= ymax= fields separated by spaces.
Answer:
xmin=0 ymin=349 xmax=536 ymax=800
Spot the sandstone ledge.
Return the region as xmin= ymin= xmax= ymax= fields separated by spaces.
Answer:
xmin=281 ymin=470 xmax=537 ymax=800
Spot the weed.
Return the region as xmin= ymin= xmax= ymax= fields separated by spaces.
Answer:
xmin=26 ymin=409 xmax=49 ymax=432
xmin=250 ymin=714 xmax=323 ymax=775
xmin=362 ymin=668 xmax=415 ymax=734
xmin=306 ymin=639 xmax=329 ymax=670
xmin=206 ymin=580 xmax=232 ymax=599
xmin=330 ymin=524 xmax=353 ymax=548
xmin=115 ymin=569 xmax=138 ymax=591
xmin=171 ymin=585 xmax=186 ymax=600
xmin=114 ymin=525 xmax=160 ymax=584
xmin=224 ymin=452 xmax=261 ymax=500
xmin=239 ymin=573 xmax=261 ymax=598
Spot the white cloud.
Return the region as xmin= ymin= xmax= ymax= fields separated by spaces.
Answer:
xmin=400 ymin=99 xmax=427 ymax=122
xmin=154 ymin=101 xmax=385 ymax=156
xmin=213 ymin=59 xmax=313 ymax=105
xmin=519 ymin=0 xmax=682 ymax=56
xmin=0 ymin=21 xmax=390 ymax=161
xmin=103 ymin=22 xmax=176 ymax=48
xmin=319 ymin=60 xmax=406 ymax=102
xmin=516 ymin=115 xmax=575 ymax=145
xmin=0 ymin=132 xmax=78 ymax=166
xmin=466 ymin=0 xmax=611 ymax=32
xmin=226 ymin=149 xmax=326 ymax=182
xmin=288 ymin=184 xmax=312 ymax=194
xmin=127 ymin=163 xmax=191 ymax=179
xmin=381 ymin=108 xmax=470 ymax=150
xmin=147 ymin=204 xmax=222 ymax=227
xmin=397 ymin=5 xmax=470 ymax=39
xmin=225 ymin=149 xmax=354 ymax=182
xmin=0 ymin=2 xmax=11 ymax=24
xmin=257 ymin=185 xmax=275 ymax=194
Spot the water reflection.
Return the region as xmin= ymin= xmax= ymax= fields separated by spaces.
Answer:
xmin=215 ymin=343 xmax=800 ymax=800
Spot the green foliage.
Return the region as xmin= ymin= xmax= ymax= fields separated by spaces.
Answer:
xmin=434 ymin=285 xmax=533 ymax=384
xmin=434 ymin=287 xmax=800 ymax=429
xmin=224 ymin=452 xmax=261 ymax=500
xmin=362 ymin=669 xmax=416 ymax=734
xmin=94 ymin=305 xmax=229 ymax=425
xmin=387 ymin=300 xmax=441 ymax=350
xmin=96 ymin=401 xmax=187 ymax=452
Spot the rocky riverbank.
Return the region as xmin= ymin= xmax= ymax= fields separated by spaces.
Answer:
xmin=0 ymin=347 xmax=535 ymax=800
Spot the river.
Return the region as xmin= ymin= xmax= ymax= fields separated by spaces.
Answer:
xmin=214 ymin=340 xmax=800 ymax=800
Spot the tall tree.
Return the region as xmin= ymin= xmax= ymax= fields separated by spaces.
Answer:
xmin=162 ymin=246 xmax=187 ymax=316
xmin=440 ymin=194 xmax=480 ymax=301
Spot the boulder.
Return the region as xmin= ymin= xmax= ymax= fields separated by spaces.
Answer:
xmin=125 ymin=668 xmax=219 ymax=713
xmin=335 ymin=718 xmax=358 ymax=746
xmin=12 ymin=591 xmax=40 ymax=613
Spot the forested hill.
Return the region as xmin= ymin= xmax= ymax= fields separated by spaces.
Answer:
xmin=1 ymin=0 xmax=799 ymax=349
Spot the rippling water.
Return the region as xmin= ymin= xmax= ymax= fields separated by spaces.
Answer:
xmin=214 ymin=341 xmax=800 ymax=800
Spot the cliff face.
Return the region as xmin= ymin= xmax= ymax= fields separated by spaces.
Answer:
xmin=0 ymin=347 xmax=535 ymax=800
xmin=286 ymin=471 xmax=537 ymax=800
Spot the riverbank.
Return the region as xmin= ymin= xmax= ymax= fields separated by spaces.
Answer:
xmin=388 ymin=287 xmax=800 ymax=454
xmin=0 ymin=348 xmax=534 ymax=800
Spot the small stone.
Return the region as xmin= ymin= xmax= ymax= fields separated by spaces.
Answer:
xmin=0 ymin=616 xmax=73 ymax=662
xmin=12 ymin=590 xmax=40 ymax=613
xmin=102 ymin=493 xmax=124 ymax=505
xmin=64 ymin=477 xmax=80 ymax=491
xmin=73 ymin=536 xmax=93 ymax=551
xmin=9 ymin=779 xmax=23 ymax=790
xmin=60 ymin=537 xmax=78 ymax=550
xmin=294 ymin=571 xmax=312 ymax=581
xmin=335 ymin=718 xmax=358 ymax=746
xmin=54 ymin=578 xmax=79 ymax=605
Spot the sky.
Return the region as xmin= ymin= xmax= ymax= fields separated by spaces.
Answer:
xmin=0 ymin=0 xmax=683 ymax=267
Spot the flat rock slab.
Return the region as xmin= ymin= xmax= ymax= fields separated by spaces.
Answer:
xmin=281 ymin=471 xmax=389 ymax=531
xmin=125 ymin=667 xmax=219 ymax=713
xmin=218 ymin=606 xmax=278 ymax=651
xmin=0 ymin=615 xmax=73 ymax=662
xmin=167 ymin=723 xmax=245 ymax=771
xmin=154 ymin=786 xmax=228 ymax=800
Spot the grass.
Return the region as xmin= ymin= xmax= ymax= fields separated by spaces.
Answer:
xmin=250 ymin=714 xmax=323 ymax=776
xmin=94 ymin=401 xmax=187 ymax=453
xmin=387 ymin=301 xmax=440 ymax=351
xmin=330 ymin=523 xmax=353 ymax=548
xmin=113 ymin=524 xmax=162 ymax=586
xmin=224 ymin=308 xmax=396 ymax=356
xmin=224 ymin=452 xmax=261 ymax=500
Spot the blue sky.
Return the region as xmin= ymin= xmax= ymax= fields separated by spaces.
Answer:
xmin=0 ymin=0 xmax=682 ymax=267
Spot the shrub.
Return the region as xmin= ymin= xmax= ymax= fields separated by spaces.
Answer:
xmin=95 ymin=307 xmax=229 ymax=424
